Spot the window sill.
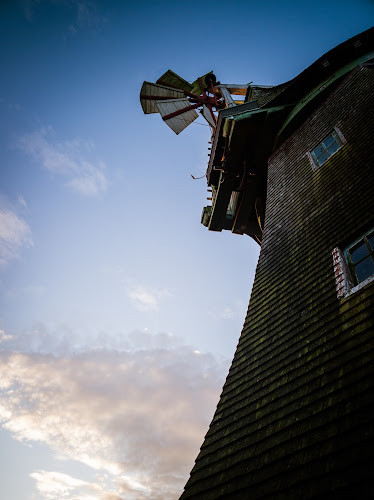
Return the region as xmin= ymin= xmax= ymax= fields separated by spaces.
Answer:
xmin=343 ymin=274 xmax=374 ymax=298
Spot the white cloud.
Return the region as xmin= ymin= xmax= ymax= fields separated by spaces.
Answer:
xmin=0 ymin=207 xmax=33 ymax=267
xmin=0 ymin=328 xmax=228 ymax=500
xmin=127 ymin=285 xmax=172 ymax=311
xmin=213 ymin=299 xmax=247 ymax=321
xmin=127 ymin=286 xmax=158 ymax=310
xmin=0 ymin=330 xmax=13 ymax=344
xmin=221 ymin=306 xmax=235 ymax=319
xmin=17 ymin=194 xmax=28 ymax=210
xmin=17 ymin=127 xmax=108 ymax=197
xmin=30 ymin=470 xmax=114 ymax=500
xmin=30 ymin=470 xmax=89 ymax=495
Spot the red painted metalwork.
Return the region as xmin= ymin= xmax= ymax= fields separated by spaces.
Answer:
xmin=206 ymin=104 xmax=217 ymax=125
xmin=145 ymin=74 xmax=224 ymax=128
xmin=140 ymin=95 xmax=180 ymax=101
xmin=162 ymin=102 xmax=201 ymax=121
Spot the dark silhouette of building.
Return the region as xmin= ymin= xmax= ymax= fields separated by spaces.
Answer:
xmin=180 ymin=27 xmax=374 ymax=499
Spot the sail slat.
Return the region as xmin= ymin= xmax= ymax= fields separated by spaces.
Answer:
xmin=140 ymin=82 xmax=184 ymax=114
xmin=156 ymin=98 xmax=198 ymax=134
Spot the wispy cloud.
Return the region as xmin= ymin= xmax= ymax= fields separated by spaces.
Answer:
xmin=0 ymin=207 xmax=33 ymax=267
xmin=17 ymin=127 xmax=108 ymax=197
xmin=22 ymin=0 xmax=107 ymax=34
xmin=213 ymin=299 xmax=247 ymax=321
xmin=0 ymin=330 xmax=13 ymax=344
xmin=0 ymin=97 xmax=21 ymax=111
xmin=17 ymin=194 xmax=28 ymax=210
xmin=0 ymin=328 xmax=227 ymax=500
xmin=127 ymin=285 xmax=172 ymax=311
xmin=69 ymin=1 xmax=108 ymax=34
xmin=30 ymin=470 xmax=109 ymax=500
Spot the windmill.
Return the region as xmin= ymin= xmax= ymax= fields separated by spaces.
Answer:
xmin=140 ymin=70 xmax=225 ymax=135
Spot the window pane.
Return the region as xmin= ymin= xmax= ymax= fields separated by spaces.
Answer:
xmin=323 ymin=134 xmax=336 ymax=147
xmin=350 ymin=240 xmax=369 ymax=263
xmin=355 ymin=257 xmax=374 ymax=283
xmin=327 ymin=142 xmax=339 ymax=155
xmin=313 ymin=144 xmax=326 ymax=157
xmin=316 ymin=151 xmax=329 ymax=165
xmin=367 ymin=232 xmax=374 ymax=250
xmin=311 ymin=131 xmax=343 ymax=169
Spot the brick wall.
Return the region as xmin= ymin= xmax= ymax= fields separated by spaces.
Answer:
xmin=180 ymin=65 xmax=374 ymax=499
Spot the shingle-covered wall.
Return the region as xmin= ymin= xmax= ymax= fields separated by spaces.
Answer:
xmin=180 ymin=65 xmax=374 ymax=499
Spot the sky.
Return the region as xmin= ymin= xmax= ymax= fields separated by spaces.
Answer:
xmin=0 ymin=1 xmax=373 ymax=499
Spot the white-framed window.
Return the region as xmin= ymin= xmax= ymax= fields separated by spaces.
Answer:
xmin=332 ymin=228 xmax=374 ymax=298
xmin=309 ymin=129 xmax=345 ymax=169
xmin=345 ymin=229 xmax=374 ymax=286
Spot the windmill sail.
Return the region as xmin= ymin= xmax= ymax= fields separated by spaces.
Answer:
xmin=140 ymin=82 xmax=184 ymax=114
xmin=156 ymin=70 xmax=193 ymax=93
xmin=140 ymin=70 xmax=227 ymax=134
xmin=156 ymin=98 xmax=199 ymax=134
xmin=201 ymin=104 xmax=216 ymax=128
xmin=190 ymin=71 xmax=215 ymax=95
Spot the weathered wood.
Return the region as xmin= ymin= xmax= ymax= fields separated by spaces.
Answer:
xmin=181 ymin=27 xmax=374 ymax=500
xmin=156 ymin=98 xmax=198 ymax=135
xmin=218 ymin=85 xmax=236 ymax=108
xmin=140 ymin=81 xmax=184 ymax=114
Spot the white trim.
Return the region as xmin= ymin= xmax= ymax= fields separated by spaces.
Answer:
xmin=308 ymin=127 xmax=346 ymax=170
xmin=345 ymin=274 xmax=374 ymax=298
xmin=332 ymin=243 xmax=374 ymax=299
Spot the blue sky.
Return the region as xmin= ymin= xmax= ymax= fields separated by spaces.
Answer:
xmin=0 ymin=1 xmax=373 ymax=499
